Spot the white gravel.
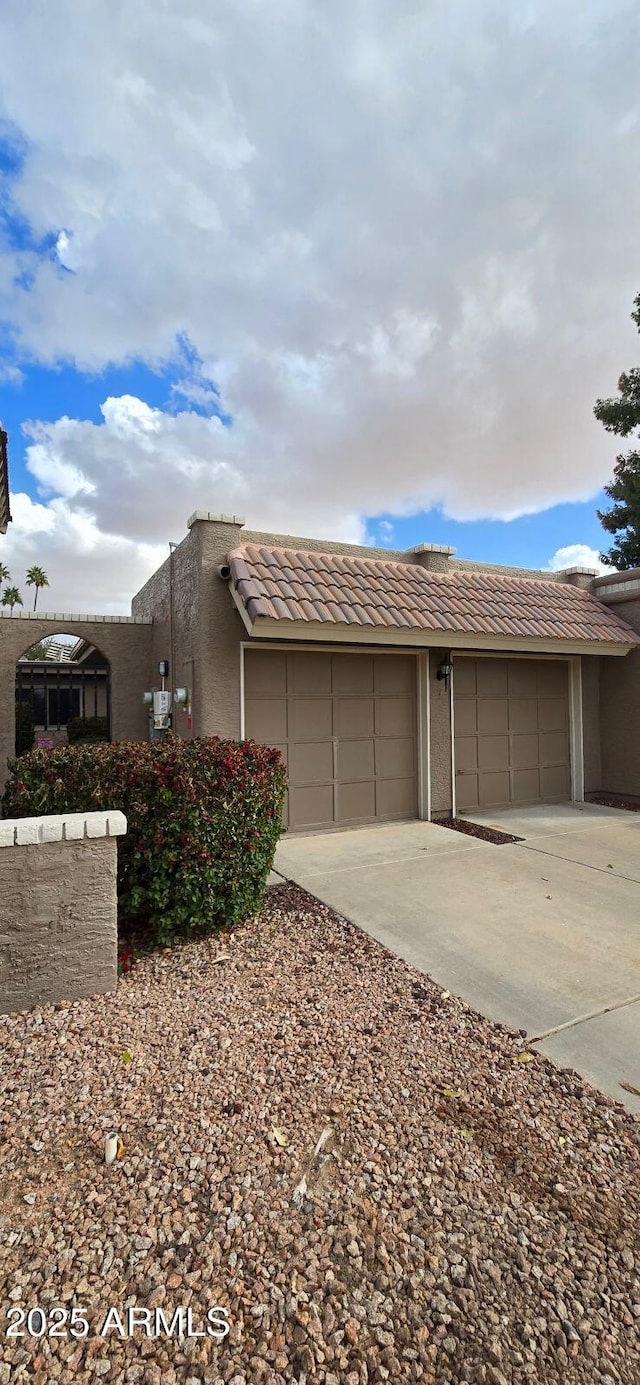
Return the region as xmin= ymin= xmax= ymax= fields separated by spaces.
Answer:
xmin=0 ymin=882 xmax=638 ymax=1384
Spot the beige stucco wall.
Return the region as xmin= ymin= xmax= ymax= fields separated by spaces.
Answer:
xmin=0 ymin=615 xmax=153 ymax=792
xmin=0 ymin=811 xmax=124 ymax=1014
xmin=599 ymin=596 xmax=640 ymax=795
xmin=581 ymin=655 xmax=602 ymax=794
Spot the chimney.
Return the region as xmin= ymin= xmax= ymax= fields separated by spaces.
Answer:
xmin=407 ymin=542 xmax=455 ymax=573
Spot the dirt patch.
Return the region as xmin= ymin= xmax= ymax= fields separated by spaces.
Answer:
xmin=1 ymin=883 xmax=638 ymax=1384
xmin=436 ymin=815 xmax=526 ymax=844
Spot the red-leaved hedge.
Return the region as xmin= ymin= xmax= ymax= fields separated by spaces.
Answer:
xmin=1 ymin=736 xmax=287 ymax=945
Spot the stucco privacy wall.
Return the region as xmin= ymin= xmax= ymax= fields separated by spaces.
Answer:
xmin=0 ymin=614 xmax=153 ymax=791
xmin=596 ymin=588 xmax=640 ymax=795
xmin=0 ymin=810 xmax=125 ymax=1015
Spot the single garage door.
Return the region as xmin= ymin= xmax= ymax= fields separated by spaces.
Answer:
xmin=454 ymin=657 xmax=570 ymax=811
xmin=244 ymin=649 xmax=418 ymax=830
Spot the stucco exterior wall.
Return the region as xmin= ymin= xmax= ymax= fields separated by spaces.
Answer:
xmin=0 ymin=616 xmax=153 ymax=792
xmin=429 ymin=649 xmax=453 ymax=816
xmin=581 ymin=655 xmax=602 ymax=793
xmin=599 ymin=596 xmax=640 ymax=795
xmin=131 ymin=529 xmax=202 ymax=740
xmin=0 ymin=810 xmax=125 ymax=1015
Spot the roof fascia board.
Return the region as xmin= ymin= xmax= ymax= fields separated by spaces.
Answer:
xmin=228 ymin=580 xmax=256 ymax=636
xmin=244 ymin=615 xmax=633 ymax=657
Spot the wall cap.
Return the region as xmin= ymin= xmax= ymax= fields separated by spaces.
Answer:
xmin=187 ymin=511 xmax=246 ymax=529
xmin=0 ymin=612 xmax=152 ymax=624
xmin=408 ymin=542 xmax=456 ymax=555
xmin=0 ymin=811 xmax=127 ymax=848
xmin=556 ymin=566 xmax=600 ymax=577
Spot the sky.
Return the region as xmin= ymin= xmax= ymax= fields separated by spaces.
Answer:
xmin=1 ymin=0 xmax=639 ymax=615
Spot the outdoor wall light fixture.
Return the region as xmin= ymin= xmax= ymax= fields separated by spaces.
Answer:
xmin=436 ymin=655 xmax=453 ymax=686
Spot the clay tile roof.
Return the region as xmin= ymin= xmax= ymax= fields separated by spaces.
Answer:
xmin=227 ymin=544 xmax=640 ymax=648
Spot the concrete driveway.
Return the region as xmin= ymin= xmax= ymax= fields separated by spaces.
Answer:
xmin=274 ymin=803 xmax=640 ymax=1112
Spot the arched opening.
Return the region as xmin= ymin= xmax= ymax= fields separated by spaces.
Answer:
xmin=15 ymin=634 xmax=111 ymax=755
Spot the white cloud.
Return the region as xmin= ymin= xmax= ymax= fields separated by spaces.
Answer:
xmin=0 ymin=1 xmax=638 ymax=606
xmin=548 ymin=543 xmax=611 ymax=574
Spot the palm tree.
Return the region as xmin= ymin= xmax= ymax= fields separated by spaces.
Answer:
xmin=0 ymin=563 xmax=10 ymax=584
xmin=1 ymin=585 xmax=23 ymax=612
xmin=25 ymin=565 xmax=49 ymax=612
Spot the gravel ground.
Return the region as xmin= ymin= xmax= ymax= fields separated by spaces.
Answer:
xmin=1 ymin=882 xmax=639 ymax=1385
xmin=586 ymin=795 xmax=640 ymax=813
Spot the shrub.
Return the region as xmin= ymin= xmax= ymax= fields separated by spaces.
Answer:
xmin=66 ymin=715 xmax=110 ymax=744
xmin=2 ymin=736 xmax=287 ymax=946
xmin=14 ymin=701 xmax=35 ymax=756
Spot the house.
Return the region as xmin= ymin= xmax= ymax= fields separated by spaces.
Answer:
xmin=0 ymin=427 xmax=10 ymax=535
xmin=16 ymin=638 xmax=110 ymax=745
xmin=131 ymin=513 xmax=640 ymax=831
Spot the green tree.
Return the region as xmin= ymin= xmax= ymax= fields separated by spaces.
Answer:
xmin=0 ymin=563 xmax=10 ymax=584
xmin=25 ymin=565 xmax=49 ymax=611
xmin=1 ymin=585 xmax=23 ymax=612
xmin=595 ymin=293 xmax=640 ymax=569
xmin=22 ymin=639 xmax=51 ymax=660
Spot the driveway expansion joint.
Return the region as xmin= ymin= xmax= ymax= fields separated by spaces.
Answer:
xmin=528 ymin=993 xmax=640 ymax=1044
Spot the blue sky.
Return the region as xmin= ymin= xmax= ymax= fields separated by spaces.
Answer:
xmin=0 ymin=1 xmax=636 ymax=611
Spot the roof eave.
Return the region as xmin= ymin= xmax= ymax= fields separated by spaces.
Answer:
xmin=242 ymin=613 xmax=636 ymax=657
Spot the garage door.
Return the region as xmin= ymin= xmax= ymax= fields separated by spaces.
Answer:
xmin=244 ymin=649 xmax=418 ymax=830
xmin=454 ymin=657 xmax=570 ymax=811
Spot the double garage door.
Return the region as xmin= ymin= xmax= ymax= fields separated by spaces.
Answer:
xmin=244 ymin=649 xmax=418 ymax=831
xmin=244 ymin=648 xmax=572 ymax=830
xmin=454 ymin=657 xmax=571 ymax=811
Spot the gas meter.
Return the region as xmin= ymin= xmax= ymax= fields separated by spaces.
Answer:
xmin=153 ymin=689 xmax=172 ymax=730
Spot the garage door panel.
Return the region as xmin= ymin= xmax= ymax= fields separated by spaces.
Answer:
xmin=541 ymin=764 xmax=570 ymax=798
xmin=477 ymin=698 xmax=509 ymax=734
xmin=478 ymin=735 xmax=510 ymax=771
xmin=511 ymin=733 xmax=539 ymax=768
xmin=538 ymin=698 xmax=567 ymax=731
xmin=377 ymin=776 xmax=418 ymax=818
xmin=374 ymin=654 xmax=415 ymax=694
xmin=288 ymin=697 xmax=332 ymax=740
xmin=509 ymin=698 xmax=538 ymax=733
xmin=537 ymin=662 xmax=567 ymax=696
xmin=333 ymin=697 xmax=374 ymax=737
xmin=337 ymin=738 xmax=376 ymax=781
xmin=338 ymin=779 xmax=376 ymax=822
xmin=512 ymin=768 xmax=540 ymax=803
xmin=478 ymin=771 xmax=511 ymax=806
xmin=289 ymin=740 xmax=334 ymax=785
xmin=508 ymin=661 xmax=535 ymax=698
xmin=289 ymin=784 xmax=334 ymax=828
xmin=454 ymin=699 xmax=477 ymax=735
xmin=456 ymin=736 xmax=478 ymax=772
xmin=375 ymin=696 xmax=416 ymax=735
xmin=456 ymin=773 xmax=479 ymax=810
xmin=290 ymin=652 xmax=332 ymax=694
xmin=332 ymin=654 xmax=374 ymax=694
xmin=540 ymin=730 xmax=569 ymax=764
xmin=376 ymin=736 xmax=416 ymax=779
xmin=453 ymin=658 xmax=477 ymax=696
xmin=245 ymin=697 xmax=287 ymax=741
xmin=476 ymin=659 xmax=508 ymax=697
xmin=244 ymin=651 xmax=287 ymax=696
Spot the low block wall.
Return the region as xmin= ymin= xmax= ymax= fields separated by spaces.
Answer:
xmin=0 ymin=811 xmax=126 ymax=1016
